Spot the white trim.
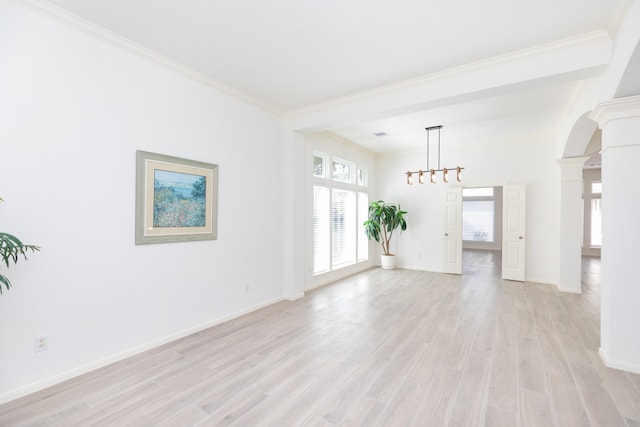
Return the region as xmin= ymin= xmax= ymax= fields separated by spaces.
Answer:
xmin=284 ymin=293 xmax=305 ymax=301
xmin=286 ymin=30 xmax=612 ymax=118
xmin=11 ymin=0 xmax=282 ymax=116
xmin=599 ymin=347 xmax=640 ymax=374
xmin=13 ymin=0 xmax=614 ymax=119
xmin=590 ymin=95 xmax=640 ymax=128
xmin=557 ymin=156 xmax=590 ymax=181
xmin=522 ymin=278 xmax=557 ymax=287
xmin=557 ymin=286 xmax=582 ymax=294
xmin=0 ymin=296 xmax=284 ymax=405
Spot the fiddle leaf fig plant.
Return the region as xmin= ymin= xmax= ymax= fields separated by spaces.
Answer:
xmin=0 ymin=198 xmax=40 ymax=294
xmin=363 ymin=200 xmax=407 ymax=256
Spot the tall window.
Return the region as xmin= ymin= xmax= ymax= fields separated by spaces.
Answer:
xmin=331 ymin=189 xmax=356 ymax=268
xmin=462 ymin=187 xmax=496 ymax=242
xmin=313 ymin=186 xmax=330 ymax=274
xmin=357 ymin=192 xmax=369 ymax=262
xmin=313 ymin=152 xmax=368 ymax=275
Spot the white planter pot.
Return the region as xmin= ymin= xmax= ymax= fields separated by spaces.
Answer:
xmin=380 ymin=254 xmax=396 ymax=270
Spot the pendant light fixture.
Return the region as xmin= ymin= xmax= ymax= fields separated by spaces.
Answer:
xmin=406 ymin=125 xmax=463 ymax=184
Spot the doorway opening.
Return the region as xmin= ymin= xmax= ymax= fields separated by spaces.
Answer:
xmin=461 ymin=186 xmax=503 ymax=277
xmin=582 ymin=168 xmax=602 ymax=258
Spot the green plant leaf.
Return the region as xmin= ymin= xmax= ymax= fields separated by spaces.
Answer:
xmin=0 ymin=274 xmax=11 ymax=294
xmin=0 ymin=232 xmax=40 ymax=268
xmin=0 ymin=197 xmax=40 ymax=295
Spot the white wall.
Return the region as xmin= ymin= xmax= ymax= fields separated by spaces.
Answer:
xmin=0 ymin=1 xmax=285 ymax=401
xmin=376 ymin=132 xmax=560 ymax=285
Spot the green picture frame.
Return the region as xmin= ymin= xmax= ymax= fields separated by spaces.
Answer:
xmin=135 ymin=150 xmax=218 ymax=245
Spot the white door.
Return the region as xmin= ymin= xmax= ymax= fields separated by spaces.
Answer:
xmin=443 ymin=187 xmax=462 ymax=274
xmin=502 ymin=184 xmax=526 ymax=281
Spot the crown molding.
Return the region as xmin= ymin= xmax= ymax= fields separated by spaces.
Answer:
xmin=11 ymin=0 xmax=284 ymax=117
xmin=285 ymin=30 xmax=612 ymax=118
xmin=12 ymin=0 xmax=617 ymax=120
xmin=589 ymin=95 xmax=640 ymax=128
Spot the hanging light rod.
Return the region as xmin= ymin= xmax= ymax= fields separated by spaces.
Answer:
xmin=406 ymin=125 xmax=464 ymax=184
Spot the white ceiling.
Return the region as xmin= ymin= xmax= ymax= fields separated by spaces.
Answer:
xmin=38 ymin=0 xmax=634 ymax=153
xmin=43 ymin=0 xmax=631 ymax=112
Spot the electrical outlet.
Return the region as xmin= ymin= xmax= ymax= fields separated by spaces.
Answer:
xmin=34 ymin=335 xmax=49 ymax=353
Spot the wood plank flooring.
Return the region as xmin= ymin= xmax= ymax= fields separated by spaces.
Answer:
xmin=2 ymin=250 xmax=640 ymax=426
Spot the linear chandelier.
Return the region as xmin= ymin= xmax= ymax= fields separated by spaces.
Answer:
xmin=406 ymin=125 xmax=464 ymax=184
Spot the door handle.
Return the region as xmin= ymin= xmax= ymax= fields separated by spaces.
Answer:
xmin=445 ymin=233 xmax=449 ymax=236
xmin=519 ymin=236 xmax=523 ymax=240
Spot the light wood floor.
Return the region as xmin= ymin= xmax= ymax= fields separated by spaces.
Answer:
xmin=2 ymin=251 xmax=640 ymax=426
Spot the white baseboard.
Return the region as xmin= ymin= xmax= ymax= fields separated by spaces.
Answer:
xmin=556 ymin=286 xmax=582 ymax=294
xmin=306 ymin=262 xmax=373 ymax=291
xmin=284 ymin=293 xmax=305 ymax=301
xmin=523 ymin=277 xmax=556 ymax=286
xmin=599 ymin=347 xmax=640 ymax=374
xmin=396 ymin=264 xmax=444 ymax=273
xmin=0 ymin=296 xmax=284 ymax=405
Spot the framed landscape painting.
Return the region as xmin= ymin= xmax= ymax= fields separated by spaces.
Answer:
xmin=135 ymin=150 xmax=218 ymax=244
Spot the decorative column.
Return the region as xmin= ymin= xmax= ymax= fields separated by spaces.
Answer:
xmin=590 ymin=95 xmax=640 ymax=373
xmin=557 ymin=156 xmax=589 ymax=294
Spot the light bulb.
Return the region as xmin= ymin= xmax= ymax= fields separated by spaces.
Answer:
xmin=407 ymin=171 xmax=413 ymax=185
xmin=418 ymin=170 xmax=425 ymax=184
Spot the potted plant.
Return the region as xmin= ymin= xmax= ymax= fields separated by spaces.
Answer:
xmin=363 ymin=200 xmax=407 ymax=270
xmin=1 ymin=197 xmax=39 ymax=294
